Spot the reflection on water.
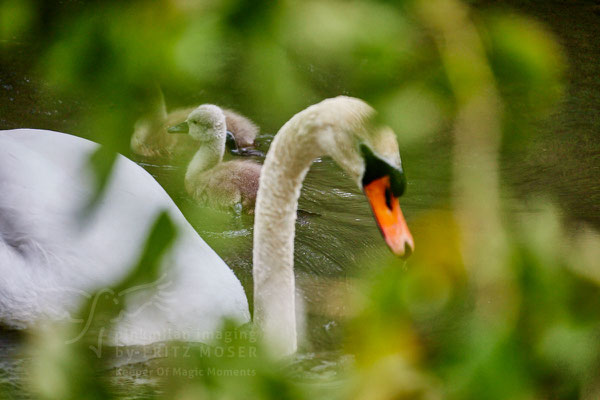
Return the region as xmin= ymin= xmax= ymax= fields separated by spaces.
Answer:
xmin=0 ymin=330 xmax=25 ymax=397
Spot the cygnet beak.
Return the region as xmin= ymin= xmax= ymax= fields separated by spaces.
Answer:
xmin=168 ymin=122 xmax=189 ymax=134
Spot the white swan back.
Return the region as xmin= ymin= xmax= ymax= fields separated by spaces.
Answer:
xmin=0 ymin=129 xmax=249 ymax=344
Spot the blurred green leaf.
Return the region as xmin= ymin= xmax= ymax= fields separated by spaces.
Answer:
xmin=0 ymin=0 xmax=34 ymax=43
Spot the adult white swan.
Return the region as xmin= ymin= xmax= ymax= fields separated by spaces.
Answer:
xmin=0 ymin=96 xmax=413 ymax=355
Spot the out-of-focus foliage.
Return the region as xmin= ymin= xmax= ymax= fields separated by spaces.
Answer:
xmin=348 ymin=204 xmax=600 ymax=400
xmin=2 ymin=0 xmax=598 ymax=399
xmin=0 ymin=0 xmax=564 ymax=148
xmin=0 ymin=0 xmax=34 ymax=42
xmin=479 ymin=11 xmax=566 ymax=150
xmin=482 ymin=12 xmax=564 ymax=112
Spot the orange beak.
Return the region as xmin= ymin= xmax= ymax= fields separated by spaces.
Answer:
xmin=364 ymin=176 xmax=414 ymax=258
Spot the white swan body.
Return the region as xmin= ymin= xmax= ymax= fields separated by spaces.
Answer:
xmin=0 ymin=129 xmax=249 ymax=344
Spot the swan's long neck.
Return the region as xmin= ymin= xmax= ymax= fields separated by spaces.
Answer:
xmin=252 ymin=118 xmax=323 ymax=355
xmin=253 ymin=97 xmax=376 ymax=355
xmin=185 ymin=139 xmax=224 ymax=185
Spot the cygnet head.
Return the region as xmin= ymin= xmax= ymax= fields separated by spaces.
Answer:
xmin=168 ymin=104 xmax=226 ymax=143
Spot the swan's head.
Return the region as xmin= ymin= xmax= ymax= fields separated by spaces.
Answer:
xmin=311 ymin=96 xmax=414 ymax=257
xmin=168 ymin=104 xmax=226 ymax=143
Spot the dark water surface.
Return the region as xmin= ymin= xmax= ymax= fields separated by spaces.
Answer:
xmin=1 ymin=1 xmax=599 ymax=397
xmin=497 ymin=0 xmax=600 ymax=228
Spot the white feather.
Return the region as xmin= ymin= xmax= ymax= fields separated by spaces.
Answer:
xmin=0 ymin=129 xmax=249 ymax=345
